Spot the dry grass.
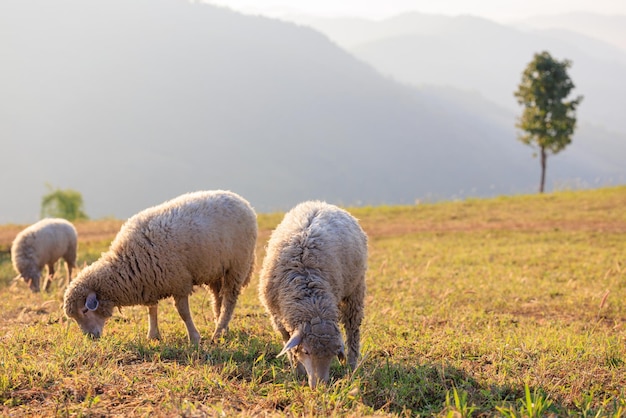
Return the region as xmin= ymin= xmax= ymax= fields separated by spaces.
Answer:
xmin=1 ymin=186 xmax=625 ymax=416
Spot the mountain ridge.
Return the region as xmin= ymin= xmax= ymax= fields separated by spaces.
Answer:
xmin=1 ymin=1 xmax=623 ymax=223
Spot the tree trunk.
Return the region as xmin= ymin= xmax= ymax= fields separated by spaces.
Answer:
xmin=539 ymin=147 xmax=547 ymax=193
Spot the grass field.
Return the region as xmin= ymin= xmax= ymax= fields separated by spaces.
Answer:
xmin=1 ymin=187 xmax=625 ymax=416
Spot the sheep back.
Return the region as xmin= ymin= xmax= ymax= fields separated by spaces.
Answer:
xmin=260 ymin=201 xmax=367 ymax=328
xmin=66 ymin=190 xmax=257 ymax=308
xmin=63 ymin=190 xmax=257 ymax=339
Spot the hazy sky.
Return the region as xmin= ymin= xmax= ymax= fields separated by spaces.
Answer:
xmin=205 ymin=0 xmax=626 ymax=21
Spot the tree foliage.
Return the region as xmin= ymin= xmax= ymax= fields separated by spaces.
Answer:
xmin=514 ymin=51 xmax=583 ymax=193
xmin=40 ymin=185 xmax=89 ymax=221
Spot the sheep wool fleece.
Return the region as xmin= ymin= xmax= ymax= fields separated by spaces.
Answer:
xmin=63 ymin=190 xmax=257 ymax=343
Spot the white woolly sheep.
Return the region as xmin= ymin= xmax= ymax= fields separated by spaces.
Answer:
xmin=259 ymin=201 xmax=367 ymax=389
xmin=11 ymin=218 xmax=78 ymax=293
xmin=63 ymin=190 xmax=257 ymax=344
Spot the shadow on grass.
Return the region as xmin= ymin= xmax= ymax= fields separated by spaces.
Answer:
xmin=112 ymin=333 xmax=598 ymax=416
xmin=357 ymin=352 xmax=570 ymax=416
xmin=116 ymin=329 xmax=283 ymax=379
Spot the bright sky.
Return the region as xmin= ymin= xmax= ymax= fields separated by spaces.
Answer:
xmin=205 ymin=0 xmax=626 ymax=21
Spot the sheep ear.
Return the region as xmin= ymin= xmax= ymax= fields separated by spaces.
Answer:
xmin=278 ymin=331 xmax=302 ymax=357
xmin=85 ymin=291 xmax=99 ymax=311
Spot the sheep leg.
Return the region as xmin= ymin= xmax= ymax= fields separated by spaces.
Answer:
xmin=174 ymin=295 xmax=201 ymax=345
xmin=43 ymin=262 xmax=55 ymax=292
xmin=41 ymin=276 xmax=50 ymax=293
xmin=277 ymin=325 xmax=290 ymax=343
xmin=211 ymin=270 xmax=243 ymax=340
xmin=66 ymin=262 xmax=73 ymax=286
xmin=147 ymin=305 xmax=161 ymax=340
xmin=64 ymin=257 xmax=75 ymax=285
xmin=208 ymin=280 xmax=222 ymax=326
xmin=64 ymin=245 xmax=77 ymax=285
xmin=341 ymin=282 xmax=365 ymax=369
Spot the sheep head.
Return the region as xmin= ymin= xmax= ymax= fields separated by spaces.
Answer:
xmin=15 ymin=272 xmax=41 ymax=293
xmin=64 ymin=288 xmax=114 ymax=339
xmin=278 ymin=317 xmax=345 ymax=389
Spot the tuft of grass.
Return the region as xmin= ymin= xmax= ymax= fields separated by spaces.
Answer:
xmin=444 ymin=386 xmax=477 ymax=418
xmin=0 ymin=186 xmax=625 ymax=416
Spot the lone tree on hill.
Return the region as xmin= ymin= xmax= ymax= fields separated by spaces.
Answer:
xmin=514 ymin=51 xmax=583 ymax=193
xmin=41 ymin=185 xmax=89 ymax=221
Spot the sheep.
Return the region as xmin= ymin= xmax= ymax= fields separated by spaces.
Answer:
xmin=259 ymin=201 xmax=367 ymax=389
xmin=11 ymin=218 xmax=78 ymax=293
xmin=63 ymin=190 xmax=257 ymax=344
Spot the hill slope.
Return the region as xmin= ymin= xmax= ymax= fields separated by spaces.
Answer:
xmin=345 ymin=13 xmax=626 ymax=132
xmin=1 ymin=1 xmax=621 ymax=222
xmin=514 ymin=12 xmax=626 ymax=52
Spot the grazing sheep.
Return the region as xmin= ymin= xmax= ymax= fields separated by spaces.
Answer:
xmin=11 ymin=218 xmax=78 ymax=292
xmin=259 ymin=201 xmax=367 ymax=388
xmin=63 ymin=190 xmax=257 ymax=344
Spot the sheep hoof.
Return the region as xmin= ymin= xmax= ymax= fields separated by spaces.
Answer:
xmin=211 ymin=327 xmax=227 ymax=342
xmin=147 ymin=332 xmax=161 ymax=341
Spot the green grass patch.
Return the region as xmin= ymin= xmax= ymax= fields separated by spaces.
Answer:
xmin=1 ymin=186 xmax=625 ymax=416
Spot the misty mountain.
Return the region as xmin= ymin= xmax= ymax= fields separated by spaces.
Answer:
xmin=524 ymin=28 xmax=626 ymax=67
xmin=0 ymin=0 xmax=622 ymax=223
xmin=286 ymin=13 xmax=456 ymax=48
xmin=514 ymin=12 xmax=626 ymax=52
xmin=292 ymin=12 xmax=626 ymax=134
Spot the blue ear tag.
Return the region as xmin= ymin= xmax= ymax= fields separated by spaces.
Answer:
xmin=85 ymin=294 xmax=99 ymax=311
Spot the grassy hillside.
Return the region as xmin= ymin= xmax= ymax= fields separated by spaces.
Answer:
xmin=1 ymin=187 xmax=625 ymax=416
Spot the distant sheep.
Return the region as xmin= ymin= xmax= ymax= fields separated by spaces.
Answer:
xmin=259 ymin=201 xmax=367 ymax=388
xmin=63 ymin=190 xmax=257 ymax=344
xmin=11 ymin=218 xmax=78 ymax=292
